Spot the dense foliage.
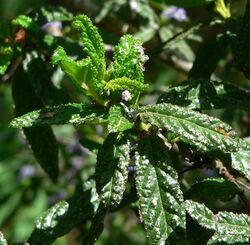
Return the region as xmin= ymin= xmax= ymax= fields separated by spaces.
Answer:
xmin=0 ymin=0 xmax=250 ymax=244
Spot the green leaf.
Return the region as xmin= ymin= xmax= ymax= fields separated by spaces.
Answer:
xmin=28 ymin=181 xmax=98 ymax=245
xmin=0 ymin=44 xmax=14 ymax=75
xmin=72 ymin=14 xmax=105 ymax=80
xmin=135 ymin=135 xmax=186 ymax=244
xmin=157 ymin=0 xmax=214 ymax=7
xmin=185 ymin=178 xmax=240 ymax=200
xmin=105 ymin=77 xmax=148 ymax=94
xmin=0 ymin=232 xmax=7 ymax=245
xmin=95 ymin=133 xmax=130 ymax=208
xmin=108 ymin=105 xmax=133 ymax=133
xmin=28 ymin=180 xmax=99 ymax=244
xmin=12 ymin=65 xmax=59 ymax=180
xmin=232 ymin=2 xmax=250 ymax=78
xmin=109 ymin=34 xmax=148 ymax=84
xmin=207 ymin=233 xmax=250 ymax=244
xmin=189 ymin=35 xmax=228 ymax=79
xmin=10 ymin=103 xmax=105 ymax=128
xmin=12 ymin=15 xmax=33 ymax=29
xmin=52 ymin=46 xmax=96 ymax=93
xmin=138 ymin=103 xmax=239 ymax=153
xmin=230 ymin=140 xmax=250 ymax=181
xmin=158 ymin=80 xmax=250 ymax=111
xmin=185 ymin=200 xmax=250 ymax=241
xmin=40 ymin=6 xmax=73 ymax=22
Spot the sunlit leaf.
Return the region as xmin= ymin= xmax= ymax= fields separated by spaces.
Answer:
xmin=135 ymin=135 xmax=186 ymax=244
xmin=108 ymin=105 xmax=133 ymax=133
xmin=10 ymin=103 xmax=106 ymax=128
xmin=95 ymin=133 xmax=130 ymax=208
xmin=138 ymin=103 xmax=239 ymax=153
xmin=185 ymin=200 xmax=250 ymax=242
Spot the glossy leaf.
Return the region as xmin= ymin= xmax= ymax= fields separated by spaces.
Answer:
xmin=10 ymin=103 xmax=105 ymax=128
xmin=232 ymin=2 xmax=250 ymax=79
xmin=138 ymin=103 xmax=239 ymax=153
xmin=230 ymin=140 xmax=250 ymax=181
xmin=135 ymin=135 xmax=186 ymax=244
xmin=95 ymin=133 xmax=130 ymax=208
xmin=12 ymin=64 xmax=59 ymax=180
xmin=185 ymin=178 xmax=240 ymax=200
xmin=185 ymin=200 xmax=250 ymax=241
xmin=12 ymin=15 xmax=33 ymax=29
xmin=207 ymin=233 xmax=250 ymax=244
xmin=107 ymin=105 xmax=133 ymax=133
xmin=109 ymin=34 xmax=148 ymax=84
xmin=28 ymin=180 xmax=99 ymax=244
xmin=158 ymin=80 xmax=250 ymax=110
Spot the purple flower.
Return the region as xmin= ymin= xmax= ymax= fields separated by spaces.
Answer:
xmin=19 ymin=165 xmax=36 ymax=178
xmin=162 ymin=6 xmax=187 ymax=22
xmin=42 ymin=21 xmax=62 ymax=36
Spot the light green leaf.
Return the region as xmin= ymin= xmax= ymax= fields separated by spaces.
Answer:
xmin=158 ymin=80 xmax=250 ymax=111
xmin=28 ymin=180 xmax=99 ymax=244
xmin=95 ymin=133 xmax=130 ymax=208
xmin=105 ymin=77 xmax=148 ymax=94
xmin=72 ymin=14 xmax=105 ymax=79
xmin=230 ymin=140 xmax=250 ymax=181
xmin=0 ymin=44 xmax=14 ymax=75
xmin=10 ymin=103 xmax=106 ymax=128
xmin=40 ymin=6 xmax=73 ymax=22
xmin=185 ymin=178 xmax=240 ymax=200
xmin=185 ymin=200 xmax=250 ymax=239
xmin=138 ymin=103 xmax=239 ymax=153
xmin=108 ymin=105 xmax=133 ymax=133
xmin=109 ymin=34 xmax=148 ymax=84
xmin=135 ymin=135 xmax=186 ymax=244
xmin=12 ymin=15 xmax=33 ymax=29
xmin=52 ymin=46 xmax=95 ymax=93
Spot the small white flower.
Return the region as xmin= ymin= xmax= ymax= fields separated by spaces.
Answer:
xmin=121 ymin=90 xmax=132 ymax=101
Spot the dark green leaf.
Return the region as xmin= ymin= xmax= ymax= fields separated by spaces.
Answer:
xmin=12 ymin=65 xmax=59 ymax=180
xmin=135 ymin=135 xmax=186 ymax=244
xmin=185 ymin=200 xmax=250 ymax=242
xmin=138 ymin=103 xmax=239 ymax=153
xmin=95 ymin=133 xmax=130 ymax=208
xmin=189 ymin=35 xmax=228 ymax=79
xmin=108 ymin=105 xmax=133 ymax=133
xmin=185 ymin=178 xmax=240 ymax=200
xmin=10 ymin=103 xmax=106 ymax=128
xmin=232 ymin=2 xmax=250 ymax=78
xmin=28 ymin=180 xmax=99 ymax=244
xmin=158 ymin=80 xmax=250 ymax=111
